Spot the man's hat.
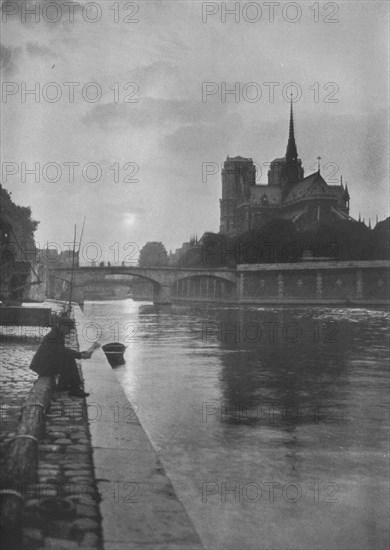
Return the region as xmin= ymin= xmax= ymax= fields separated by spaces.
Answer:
xmin=57 ymin=316 xmax=75 ymax=328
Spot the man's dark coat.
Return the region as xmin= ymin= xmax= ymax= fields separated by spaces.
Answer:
xmin=30 ymin=328 xmax=82 ymax=377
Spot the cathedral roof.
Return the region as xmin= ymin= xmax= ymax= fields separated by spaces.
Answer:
xmin=284 ymin=171 xmax=342 ymax=204
xmin=250 ymin=185 xmax=282 ymax=204
xmin=329 ymin=206 xmax=352 ymax=221
xmin=226 ymin=155 xmax=252 ymax=162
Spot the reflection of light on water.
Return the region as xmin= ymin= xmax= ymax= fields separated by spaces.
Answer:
xmin=123 ymin=298 xmax=143 ymax=314
xmin=84 ymin=299 xmax=143 ymax=398
xmin=313 ymin=307 xmax=390 ymax=322
xmin=121 ymin=314 xmax=142 ymax=400
xmin=113 ymin=344 xmax=140 ymax=399
xmin=82 ymin=300 xmax=390 ymax=550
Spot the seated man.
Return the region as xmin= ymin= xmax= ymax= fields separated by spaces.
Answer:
xmin=30 ymin=317 xmax=93 ymax=398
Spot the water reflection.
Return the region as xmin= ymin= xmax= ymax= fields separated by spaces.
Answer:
xmin=83 ymin=301 xmax=390 ymax=550
xmin=214 ymin=309 xmax=348 ymax=426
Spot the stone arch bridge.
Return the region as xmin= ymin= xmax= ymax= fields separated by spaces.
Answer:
xmin=49 ymin=266 xmax=238 ymax=304
xmin=48 ymin=260 xmax=390 ymax=306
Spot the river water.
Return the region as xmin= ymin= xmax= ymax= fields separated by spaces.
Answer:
xmin=82 ymin=300 xmax=389 ymax=550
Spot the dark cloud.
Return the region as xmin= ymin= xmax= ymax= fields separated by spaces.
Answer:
xmin=1 ymin=0 xmax=82 ymax=28
xmin=294 ymin=110 xmax=388 ymax=189
xmin=162 ymin=113 xmax=244 ymax=159
xmin=26 ymin=41 xmax=56 ymax=58
xmin=158 ymin=107 xmax=388 ymax=207
xmin=1 ymin=1 xmax=387 ymax=251
xmin=131 ymin=61 xmax=180 ymax=88
xmin=81 ymin=97 xmax=228 ymax=130
xmin=0 ymin=42 xmax=22 ymax=75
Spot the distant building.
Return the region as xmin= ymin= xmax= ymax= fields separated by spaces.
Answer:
xmin=37 ymin=248 xmax=79 ymax=268
xmin=169 ymin=235 xmax=198 ymax=265
xmin=219 ymin=101 xmax=352 ymax=237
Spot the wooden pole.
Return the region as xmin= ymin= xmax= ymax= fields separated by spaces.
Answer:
xmin=75 ymin=217 xmax=86 ymax=308
xmin=0 ymin=376 xmax=53 ymax=550
xmin=67 ymin=225 xmax=77 ymax=315
xmin=78 ymin=216 xmax=86 ymax=256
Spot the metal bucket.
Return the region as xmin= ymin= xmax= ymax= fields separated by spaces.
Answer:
xmin=102 ymin=342 xmax=127 ymax=367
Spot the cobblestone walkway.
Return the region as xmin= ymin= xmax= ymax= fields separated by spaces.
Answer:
xmin=1 ymin=323 xmax=103 ymax=550
xmin=23 ymin=331 xmax=102 ymax=549
xmin=23 ymin=389 xmax=103 ymax=550
xmin=0 ymin=328 xmax=43 ymax=467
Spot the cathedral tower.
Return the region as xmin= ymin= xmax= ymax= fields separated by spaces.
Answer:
xmin=268 ymin=99 xmax=304 ymax=187
xmin=220 ymin=156 xmax=255 ymax=236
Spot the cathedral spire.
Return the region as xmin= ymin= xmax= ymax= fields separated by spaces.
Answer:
xmin=286 ymin=96 xmax=298 ymax=162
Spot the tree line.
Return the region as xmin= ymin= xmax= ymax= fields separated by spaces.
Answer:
xmin=177 ymin=218 xmax=390 ymax=267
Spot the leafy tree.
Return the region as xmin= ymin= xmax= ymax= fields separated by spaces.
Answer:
xmin=138 ymin=241 xmax=168 ymax=267
xmin=198 ymin=232 xmax=228 ymax=267
xmin=371 ymin=217 xmax=390 ymax=259
xmin=176 ymin=216 xmax=388 ymax=268
xmin=302 ymin=221 xmax=373 ymax=260
xmin=178 ymin=246 xmax=201 ymax=267
xmin=236 ymin=219 xmax=299 ymax=263
xmin=0 ymin=185 xmax=38 ymax=262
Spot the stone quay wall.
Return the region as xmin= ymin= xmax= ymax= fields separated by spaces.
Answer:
xmin=173 ymin=261 xmax=390 ymax=305
xmin=236 ymin=260 xmax=389 ymax=305
xmin=0 ymin=320 xmax=102 ymax=550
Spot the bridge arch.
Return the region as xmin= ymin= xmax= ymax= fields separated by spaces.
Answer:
xmin=173 ymin=274 xmax=236 ymax=301
xmin=48 ymin=270 xmax=164 ymax=302
xmin=49 ymin=266 xmax=238 ymax=305
xmin=82 ymin=273 xmax=156 ymax=301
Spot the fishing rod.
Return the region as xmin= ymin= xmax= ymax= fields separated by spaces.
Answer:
xmin=67 ymin=224 xmax=77 ymax=315
xmin=66 ymin=217 xmax=86 ymax=314
xmin=78 ymin=216 xmax=86 ymax=255
xmin=76 ymin=216 xmax=86 ymax=309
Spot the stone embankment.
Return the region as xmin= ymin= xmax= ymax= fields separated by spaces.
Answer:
xmin=23 ymin=385 xmax=103 ymax=550
xmin=0 ymin=330 xmax=39 ymax=468
xmin=74 ymin=306 xmax=203 ymax=550
xmin=1 ymin=322 xmax=102 ymax=550
xmin=1 ymin=308 xmax=203 ymax=550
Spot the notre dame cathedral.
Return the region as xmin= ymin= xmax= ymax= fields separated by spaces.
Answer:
xmin=219 ymin=102 xmax=351 ymax=237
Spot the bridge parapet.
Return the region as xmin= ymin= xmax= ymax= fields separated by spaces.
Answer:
xmin=48 ymin=266 xmax=238 ymax=304
xmin=48 ymin=261 xmax=390 ymax=305
xmin=50 ymin=266 xmax=237 ymax=285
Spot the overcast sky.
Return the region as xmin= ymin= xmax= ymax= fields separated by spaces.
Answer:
xmin=1 ymin=0 xmax=389 ymax=262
